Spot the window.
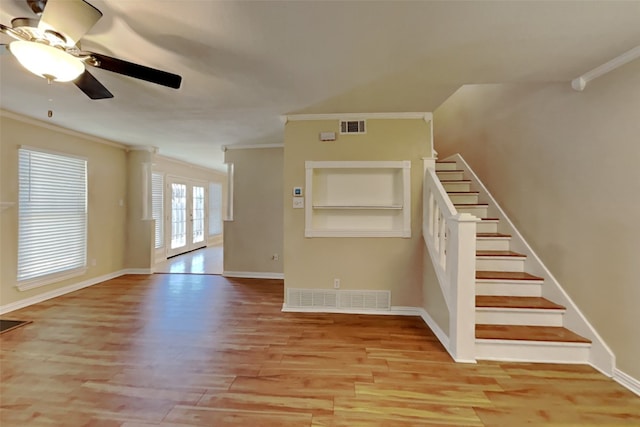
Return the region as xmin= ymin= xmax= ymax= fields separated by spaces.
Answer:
xmin=151 ymin=173 xmax=164 ymax=249
xmin=209 ymin=182 xmax=222 ymax=235
xmin=18 ymin=147 xmax=87 ymax=289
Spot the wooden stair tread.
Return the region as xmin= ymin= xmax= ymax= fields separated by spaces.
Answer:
xmin=455 ymin=203 xmax=488 ymax=207
xmin=477 ymin=232 xmax=511 ymax=238
xmin=436 ymin=169 xmax=465 ymax=172
xmin=476 ymin=250 xmax=525 ymax=257
xmin=447 ymin=191 xmax=479 ymax=195
xmin=476 ymin=325 xmax=591 ymax=343
xmin=480 ymin=218 xmax=499 ymax=221
xmin=476 ymin=296 xmax=565 ymax=310
xmin=476 ymin=271 xmax=543 ymax=280
xmin=440 ymin=179 xmax=471 ymax=182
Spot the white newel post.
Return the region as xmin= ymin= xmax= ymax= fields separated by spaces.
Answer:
xmin=447 ymin=213 xmax=478 ymax=363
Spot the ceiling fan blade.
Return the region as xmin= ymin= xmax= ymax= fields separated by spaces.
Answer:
xmin=88 ymin=52 xmax=182 ymax=89
xmin=38 ymin=0 xmax=102 ymax=47
xmin=74 ymin=70 xmax=113 ymax=99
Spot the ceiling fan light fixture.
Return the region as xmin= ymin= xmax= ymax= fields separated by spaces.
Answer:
xmin=9 ymin=40 xmax=84 ymax=82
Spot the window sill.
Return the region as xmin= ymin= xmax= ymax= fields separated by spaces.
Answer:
xmin=16 ymin=267 xmax=88 ymax=292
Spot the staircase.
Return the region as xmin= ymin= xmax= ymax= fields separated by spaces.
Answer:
xmin=435 ymin=159 xmax=592 ymax=363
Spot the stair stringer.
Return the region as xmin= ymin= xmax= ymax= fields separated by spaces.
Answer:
xmin=445 ymin=153 xmax=615 ymax=376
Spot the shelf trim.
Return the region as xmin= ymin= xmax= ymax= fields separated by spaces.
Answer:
xmin=312 ymin=204 xmax=403 ymax=210
xmin=305 ymin=229 xmax=411 ymax=238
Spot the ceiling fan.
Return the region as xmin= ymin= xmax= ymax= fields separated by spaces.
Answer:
xmin=0 ymin=0 xmax=182 ymax=99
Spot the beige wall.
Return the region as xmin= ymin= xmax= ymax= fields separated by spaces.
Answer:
xmin=223 ymin=147 xmax=283 ymax=274
xmin=283 ymin=118 xmax=431 ymax=306
xmin=0 ymin=113 xmax=127 ymax=307
xmin=434 ymin=60 xmax=640 ymax=379
xmin=125 ymin=149 xmax=154 ymax=269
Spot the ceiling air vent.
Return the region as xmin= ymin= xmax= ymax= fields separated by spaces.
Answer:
xmin=340 ymin=120 xmax=366 ymax=134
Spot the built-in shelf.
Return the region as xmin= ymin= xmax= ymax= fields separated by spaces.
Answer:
xmin=305 ymin=160 xmax=411 ymax=238
xmin=313 ymin=204 xmax=403 ymax=210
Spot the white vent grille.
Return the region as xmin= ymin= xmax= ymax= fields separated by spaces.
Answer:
xmin=340 ymin=120 xmax=366 ymax=134
xmin=339 ymin=290 xmax=390 ymax=310
xmin=287 ymin=289 xmax=390 ymax=310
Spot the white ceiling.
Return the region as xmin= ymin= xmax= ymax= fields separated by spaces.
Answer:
xmin=1 ymin=0 xmax=639 ymax=171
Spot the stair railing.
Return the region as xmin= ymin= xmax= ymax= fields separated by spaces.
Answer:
xmin=423 ymin=158 xmax=478 ymax=362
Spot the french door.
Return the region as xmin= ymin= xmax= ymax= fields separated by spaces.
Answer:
xmin=166 ymin=177 xmax=208 ymax=257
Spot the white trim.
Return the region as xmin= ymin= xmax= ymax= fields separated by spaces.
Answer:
xmin=571 ymin=45 xmax=640 ymax=91
xmin=282 ymin=305 xmax=419 ymax=316
xmin=1 ymin=268 xmax=154 ymax=315
xmin=286 ymin=112 xmax=433 ymax=122
xmin=127 ymin=145 xmax=158 ymax=153
xmin=448 ymin=153 xmax=615 ymax=375
xmin=613 ymin=369 xmax=640 ymax=397
xmin=0 ymin=270 xmax=127 ymax=315
xmin=305 ymin=160 xmax=411 ymax=169
xmin=1 ymin=109 xmax=126 ymax=149
xmin=223 ymin=271 xmax=284 ymax=280
xmin=414 ymin=308 xmax=453 ymax=357
xmin=127 ymin=268 xmax=154 ymax=274
xmin=221 ymin=143 xmax=284 ymax=152
xmin=305 ymin=229 xmax=411 ymax=238
xmin=16 ymin=268 xmax=88 ymax=292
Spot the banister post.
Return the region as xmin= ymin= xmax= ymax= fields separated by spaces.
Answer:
xmin=447 ymin=212 xmax=478 ymax=363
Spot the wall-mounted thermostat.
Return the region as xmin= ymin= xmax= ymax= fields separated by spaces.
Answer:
xmin=293 ymin=186 xmax=303 ymax=196
xmin=293 ymin=197 xmax=304 ymax=209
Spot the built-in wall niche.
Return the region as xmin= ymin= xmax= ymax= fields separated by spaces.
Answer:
xmin=304 ymin=160 xmax=411 ymax=238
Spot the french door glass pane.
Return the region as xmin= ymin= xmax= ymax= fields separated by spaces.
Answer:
xmin=171 ymin=183 xmax=187 ymax=249
xmin=192 ymin=186 xmax=205 ymax=244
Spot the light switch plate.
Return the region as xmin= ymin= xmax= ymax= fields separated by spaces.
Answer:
xmin=293 ymin=197 xmax=304 ymax=209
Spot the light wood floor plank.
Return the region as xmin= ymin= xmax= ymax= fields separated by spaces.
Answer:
xmin=1 ymin=274 xmax=638 ymax=426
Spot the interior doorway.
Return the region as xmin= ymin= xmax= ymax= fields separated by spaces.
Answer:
xmin=166 ymin=177 xmax=208 ymax=258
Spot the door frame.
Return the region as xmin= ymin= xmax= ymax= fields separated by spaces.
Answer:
xmin=165 ymin=176 xmax=209 ymax=258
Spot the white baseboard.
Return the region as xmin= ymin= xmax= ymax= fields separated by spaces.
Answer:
xmin=281 ymin=305 xmax=421 ymax=316
xmin=0 ymin=268 xmax=154 ymax=315
xmin=614 ymin=368 xmax=640 ymax=397
xmin=127 ymin=268 xmax=153 ymax=274
xmin=223 ymin=271 xmax=284 ymax=280
xmin=0 ymin=270 xmax=128 ymax=315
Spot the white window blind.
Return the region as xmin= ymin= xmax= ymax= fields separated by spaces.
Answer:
xmin=152 ymin=173 xmax=164 ymax=249
xmin=209 ymin=182 xmax=222 ymax=235
xmin=18 ymin=147 xmax=87 ymax=285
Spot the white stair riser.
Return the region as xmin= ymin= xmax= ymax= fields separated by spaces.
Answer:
xmin=435 ymin=162 xmax=458 ymax=171
xmin=476 ymin=281 xmax=542 ymax=297
xmin=476 ymin=239 xmax=511 ymax=251
xmin=476 ymin=221 xmax=498 ymax=233
xmin=476 ymin=309 xmax=564 ymax=326
xmin=456 ymin=205 xmax=488 ymax=217
xmin=475 ymin=340 xmax=590 ymax=364
xmin=441 ymin=182 xmax=471 ymax=192
xmin=448 ymin=193 xmax=479 ymax=204
xmin=436 ymin=171 xmax=465 ymax=180
xmin=476 ymin=257 xmax=525 ymax=272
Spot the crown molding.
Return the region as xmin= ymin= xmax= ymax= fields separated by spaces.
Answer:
xmin=127 ymin=145 xmax=158 ymax=153
xmin=221 ymin=143 xmax=284 ymax=152
xmin=284 ymin=112 xmax=433 ymax=123
xmin=0 ymin=109 xmax=127 ymax=149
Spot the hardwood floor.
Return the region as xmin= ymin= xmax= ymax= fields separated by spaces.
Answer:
xmin=1 ymin=274 xmax=638 ymax=426
xmin=154 ymin=245 xmax=223 ymax=275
